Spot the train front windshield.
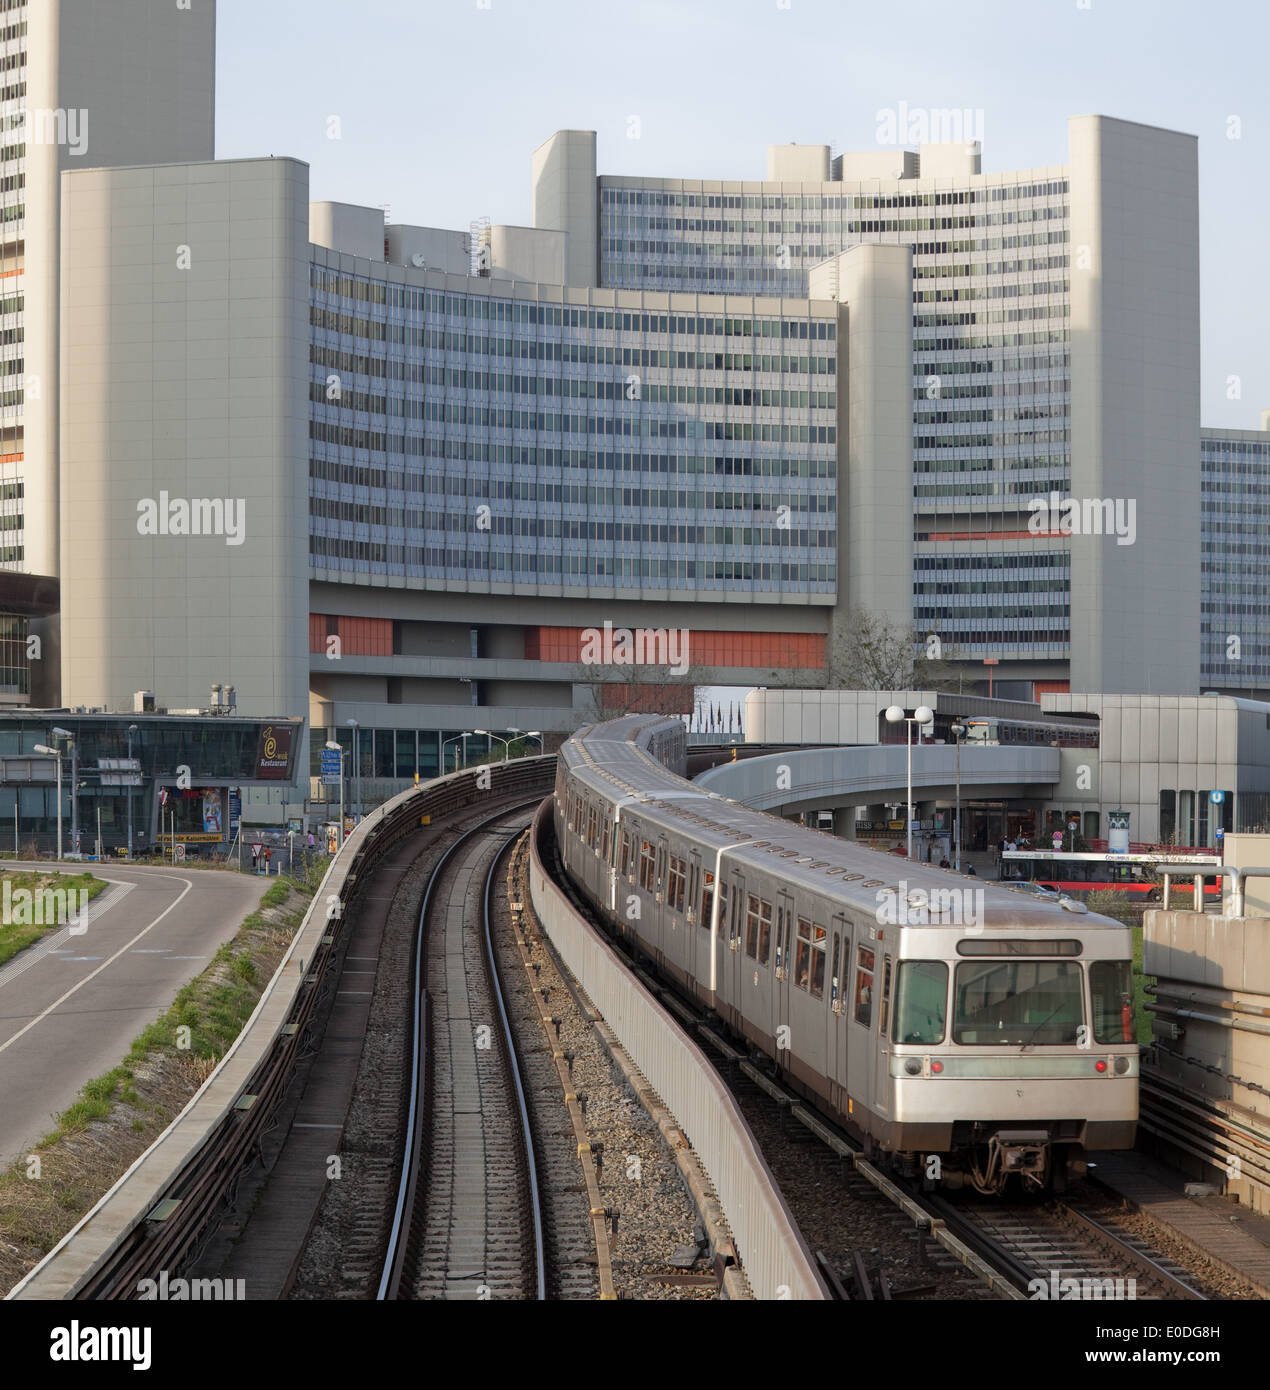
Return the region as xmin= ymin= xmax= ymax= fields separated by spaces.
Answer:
xmin=953 ymin=960 xmax=1084 ymax=1045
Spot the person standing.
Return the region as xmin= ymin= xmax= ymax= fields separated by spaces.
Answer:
xmin=251 ymin=844 xmax=259 ymax=873
xmin=264 ymin=846 xmax=273 ymax=875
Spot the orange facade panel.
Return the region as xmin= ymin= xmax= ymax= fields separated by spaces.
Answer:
xmin=526 ymin=626 xmax=825 ymax=670
xmin=309 ymin=614 xmax=393 ymax=656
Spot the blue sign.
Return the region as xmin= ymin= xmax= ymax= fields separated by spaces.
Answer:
xmin=320 ymin=749 xmax=343 ymax=786
xmin=1215 ymin=827 xmax=1225 ymax=839
xmin=1210 ymin=790 xmax=1225 ymax=805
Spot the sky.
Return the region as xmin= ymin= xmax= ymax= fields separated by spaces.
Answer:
xmin=217 ymin=0 xmax=1270 ymax=431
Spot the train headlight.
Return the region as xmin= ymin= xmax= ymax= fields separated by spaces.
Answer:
xmin=904 ymin=1059 xmax=921 ymax=1076
xmin=1114 ymin=1055 xmax=1130 ymax=1075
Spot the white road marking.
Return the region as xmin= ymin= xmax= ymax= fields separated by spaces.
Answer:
xmin=0 ymin=877 xmax=194 ymax=1057
xmin=0 ymin=879 xmax=136 ymax=990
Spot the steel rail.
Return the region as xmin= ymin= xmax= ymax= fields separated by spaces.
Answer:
xmin=483 ymin=830 xmax=548 ymax=1299
xmin=377 ymin=800 xmax=544 ymax=1300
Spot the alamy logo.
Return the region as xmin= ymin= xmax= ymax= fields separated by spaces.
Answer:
xmin=50 ymin=1322 xmax=151 ymax=1371
xmin=8 ymin=107 xmax=87 ymax=156
xmin=137 ymin=1270 xmax=246 ymax=1301
xmin=137 ymin=492 xmax=246 ymax=546
xmin=875 ymin=880 xmax=983 ymax=929
xmin=1 ymin=881 xmax=90 ymax=933
xmin=1027 ymin=492 xmax=1136 ymax=547
xmin=1028 ymin=1272 xmax=1137 ymax=1301
xmin=579 ymin=621 xmax=689 ymax=676
xmin=875 ymin=101 xmax=984 ymax=148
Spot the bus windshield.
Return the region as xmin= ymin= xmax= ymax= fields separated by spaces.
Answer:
xmin=952 ymin=960 xmax=1084 ymax=1045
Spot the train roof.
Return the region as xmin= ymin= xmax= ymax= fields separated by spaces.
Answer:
xmin=562 ymin=716 xmax=1127 ymax=934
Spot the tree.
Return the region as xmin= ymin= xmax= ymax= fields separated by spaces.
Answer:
xmin=828 ymin=608 xmax=967 ymax=692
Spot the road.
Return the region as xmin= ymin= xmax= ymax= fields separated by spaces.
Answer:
xmin=0 ymin=864 xmax=268 ymax=1169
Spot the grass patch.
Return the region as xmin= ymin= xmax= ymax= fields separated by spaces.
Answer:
xmin=1084 ymin=891 xmax=1153 ymax=1045
xmin=0 ymin=876 xmax=312 ymax=1292
xmin=0 ymin=871 xmax=108 ymax=968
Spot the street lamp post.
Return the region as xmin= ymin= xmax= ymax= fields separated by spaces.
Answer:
xmin=473 ymin=729 xmax=509 ymax=761
xmin=885 ymin=704 xmax=934 ymax=863
xmin=523 ymin=731 xmax=542 ymax=755
xmin=951 ymin=720 xmax=966 ymax=872
xmin=325 ymin=741 xmax=345 ymax=848
xmin=442 ymin=733 xmax=472 ymax=773
xmin=127 ymin=724 xmax=138 ymax=858
xmin=53 ymin=727 xmax=76 ymax=855
xmin=346 ymin=719 xmax=360 ymax=823
xmin=34 ymin=744 xmax=62 ymax=859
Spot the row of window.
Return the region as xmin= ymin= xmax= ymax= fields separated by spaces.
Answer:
xmin=601 ymin=182 xmax=1068 ymax=210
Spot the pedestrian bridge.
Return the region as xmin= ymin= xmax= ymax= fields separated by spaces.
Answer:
xmin=693 ymin=743 xmax=1060 ymax=822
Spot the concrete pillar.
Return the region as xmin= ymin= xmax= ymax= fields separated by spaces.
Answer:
xmin=833 ymin=807 xmax=856 ymax=840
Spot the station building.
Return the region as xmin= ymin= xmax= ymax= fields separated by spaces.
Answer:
xmin=742 ymin=688 xmax=1270 ymax=851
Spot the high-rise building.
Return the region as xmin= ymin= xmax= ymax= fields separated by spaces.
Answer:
xmin=534 ymin=117 xmax=1202 ymax=697
xmin=9 ymin=4 xmax=1269 ymax=820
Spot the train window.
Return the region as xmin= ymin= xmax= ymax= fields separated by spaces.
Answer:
xmin=745 ymin=896 xmax=761 ymax=958
xmin=587 ymin=805 xmax=598 ymax=847
xmin=601 ymin=820 xmax=611 ymax=860
xmin=700 ymin=871 xmax=715 ymax=928
xmin=879 ymin=956 xmax=893 ymax=1036
xmin=957 ymin=939 xmax=1081 ymax=957
xmin=758 ymin=901 xmax=773 ymax=965
xmin=810 ymin=924 xmax=826 ymax=999
xmin=892 ymin=961 xmax=948 ymax=1044
xmin=795 ymin=918 xmax=812 ymax=990
xmin=1090 ymin=961 xmax=1134 ymax=1043
xmin=639 ymin=841 xmax=656 ymax=890
xmin=619 ymin=832 xmax=632 ymax=877
xmin=667 ymin=857 xmax=687 ymax=913
xmin=774 ymin=912 xmax=789 ymax=971
xmin=853 ymin=946 xmax=875 ymax=1026
xmin=796 ymin=919 xmax=826 ymax=996
xmin=730 ymin=884 xmax=742 ymax=946
xmin=952 ymin=960 xmax=1083 ymax=1045
xmin=830 ymin=933 xmax=841 ymax=1006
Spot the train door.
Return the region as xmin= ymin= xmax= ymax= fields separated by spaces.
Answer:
xmin=683 ymin=849 xmax=703 ymax=982
xmin=873 ymin=952 xmax=894 ymax=1116
xmin=724 ymin=869 xmax=746 ymax=1023
xmin=773 ymin=892 xmax=794 ymax=1069
xmin=831 ymin=914 xmax=851 ymax=1106
xmin=846 ymin=934 xmax=876 ymax=1118
xmin=738 ymin=884 xmax=773 ymax=1042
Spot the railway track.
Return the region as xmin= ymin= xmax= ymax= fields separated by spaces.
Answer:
xmin=379 ymin=806 xmax=546 ymax=1300
xmin=930 ymin=1195 xmax=1207 ymax=1299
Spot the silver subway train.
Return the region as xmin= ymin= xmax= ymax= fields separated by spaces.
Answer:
xmin=554 ymin=716 xmax=1138 ymax=1193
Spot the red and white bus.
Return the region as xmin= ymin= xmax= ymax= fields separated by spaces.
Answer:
xmin=1000 ymin=850 xmax=1222 ymax=901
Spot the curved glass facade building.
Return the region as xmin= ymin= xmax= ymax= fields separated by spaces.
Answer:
xmin=307 ymin=261 xmax=838 ymax=600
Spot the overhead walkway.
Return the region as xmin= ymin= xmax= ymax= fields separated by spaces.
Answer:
xmin=694 ymin=743 xmax=1060 ymax=821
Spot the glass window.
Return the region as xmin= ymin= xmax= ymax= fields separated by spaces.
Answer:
xmin=892 ymin=961 xmax=948 ymax=1044
xmin=953 ymin=960 xmax=1084 ymax=1045
xmin=810 ymin=924 xmax=826 ymax=998
xmin=853 ymin=945 xmax=875 ymax=1026
xmin=1091 ymin=960 xmax=1134 ymax=1044
xmin=395 ymin=730 xmax=416 ymax=779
